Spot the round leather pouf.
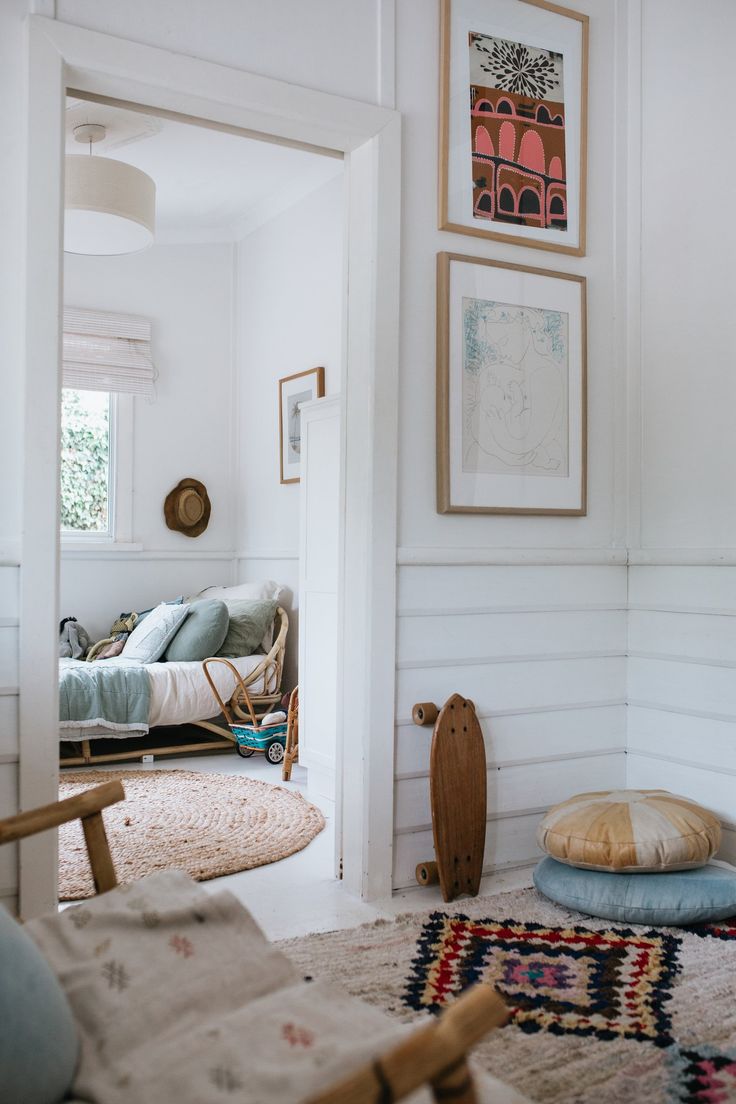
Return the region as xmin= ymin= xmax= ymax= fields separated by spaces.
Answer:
xmin=536 ymin=789 xmax=721 ymax=873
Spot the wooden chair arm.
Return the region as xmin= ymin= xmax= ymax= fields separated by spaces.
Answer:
xmin=306 ymin=984 xmax=508 ymax=1104
xmin=0 ymin=780 xmax=124 ymax=843
xmin=0 ymin=781 xmax=125 ymax=897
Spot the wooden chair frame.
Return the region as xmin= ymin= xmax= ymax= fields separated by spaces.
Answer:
xmin=0 ymin=783 xmax=509 ymax=1104
xmin=60 ymin=609 xmax=290 ymax=768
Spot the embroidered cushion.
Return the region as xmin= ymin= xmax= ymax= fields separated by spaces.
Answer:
xmin=163 ymin=599 xmax=229 ymax=662
xmin=0 ymin=904 xmax=79 ymax=1104
xmin=534 ymin=856 xmax=736 ymax=925
xmin=122 ymin=602 xmax=190 ymax=664
xmin=536 ymin=789 xmax=721 ymax=872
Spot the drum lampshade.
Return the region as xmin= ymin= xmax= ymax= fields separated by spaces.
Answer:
xmin=64 ymin=154 xmax=155 ymax=256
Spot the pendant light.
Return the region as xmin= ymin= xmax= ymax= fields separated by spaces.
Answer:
xmin=64 ymin=123 xmax=156 ymax=255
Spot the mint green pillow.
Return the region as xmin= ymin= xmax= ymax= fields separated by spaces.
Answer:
xmin=217 ymin=598 xmax=278 ymax=658
xmin=164 ymin=599 xmax=229 ymax=662
xmin=0 ymin=904 xmax=79 ymax=1103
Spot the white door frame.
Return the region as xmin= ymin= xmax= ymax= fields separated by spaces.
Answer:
xmin=20 ymin=15 xmax=400 ymax=915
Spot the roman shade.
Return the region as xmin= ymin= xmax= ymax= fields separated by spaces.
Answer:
xmin=62 ymin=307 xmax=155 ymax=397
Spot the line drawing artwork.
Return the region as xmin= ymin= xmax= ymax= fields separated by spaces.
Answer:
xmin=461 ymin=296 xmax=569 ymax=477
xmin=287 ymin=388 xmax=311 ymax=462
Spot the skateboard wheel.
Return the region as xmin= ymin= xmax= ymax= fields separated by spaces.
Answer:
xmin=416 ymin=861 xmax=439 ymax=886
xmin=412 ymin=702 xmax=439 ymax=727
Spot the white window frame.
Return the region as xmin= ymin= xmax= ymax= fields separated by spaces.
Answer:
xmin=59 ymin=390 xmax=134 ymax=548
xmin=20 ymin=16 xmax=400 ymax=916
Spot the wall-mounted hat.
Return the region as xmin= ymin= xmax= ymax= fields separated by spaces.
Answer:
xmin=164 ymin=478 xmax=211 ymax=538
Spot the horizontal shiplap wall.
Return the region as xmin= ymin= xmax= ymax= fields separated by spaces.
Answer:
xmin=393 ymin=562 xmax=628 ymax=889
xmin=628 ymin=565 xmax=736 ymax=863
xmin=0 ymin=561 xmax=19 ymax=912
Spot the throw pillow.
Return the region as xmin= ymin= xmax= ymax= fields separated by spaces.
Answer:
xmin=534 ymin=856 xmax=736 ymax=925
xmin=217 ymin=598 xmax=278 ymax=658
xmin=163 ymin=599 xmax=229 ymax=662
xmin=122 ymin=602 xmax=190 ymax=664
xmin=536 ymin=789 xmax=721 ymax=873
xmin=0 ymin=905 xmax=79 ymax=1104
xmin=192 ymin=582 xmax=285 ymax=650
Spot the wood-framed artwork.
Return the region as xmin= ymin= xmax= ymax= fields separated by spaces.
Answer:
xmin=278 ymin=366 xmax=325 ymax=484
xmin=437 ymin=251 xmax=587 ymax=515
xmin=439 ymin=0 xmax=589 ymax=256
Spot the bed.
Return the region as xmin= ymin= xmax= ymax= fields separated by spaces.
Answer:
xmin=60 ymin=607 xmax=288 ymax=767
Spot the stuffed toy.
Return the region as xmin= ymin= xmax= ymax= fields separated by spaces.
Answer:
xmin=59 ymin=617 xmax=92 ymax=660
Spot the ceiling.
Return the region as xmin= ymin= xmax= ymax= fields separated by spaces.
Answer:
xmin=65 ymin=98 xmax=343 ymax=245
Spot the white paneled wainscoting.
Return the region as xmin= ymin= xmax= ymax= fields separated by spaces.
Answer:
xmin=627 ymin=564 xmax=736 ymax=866
xmin=0 ymin=554 xmax=19 ymax=912
xmin=392 ymin=557 xmax=628 ymax=890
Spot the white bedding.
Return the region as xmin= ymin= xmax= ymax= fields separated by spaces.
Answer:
xmin=59 ymin=654 xmax=270 ymax=741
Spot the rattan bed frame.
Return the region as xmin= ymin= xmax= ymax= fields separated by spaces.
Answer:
xmin=60 ymin=608 xmax=289 ymax=767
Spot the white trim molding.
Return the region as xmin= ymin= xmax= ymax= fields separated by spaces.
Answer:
xmin=397 ymin=547 xmax=628 ymax=567
xmin=22 ymin=15 xmax=401 ymax=911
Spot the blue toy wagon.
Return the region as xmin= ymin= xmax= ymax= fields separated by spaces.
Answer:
xmin=230 ymin=719 xmax=287 ymax=764
xmin=202 ymin=657 xmax=287 ymax=765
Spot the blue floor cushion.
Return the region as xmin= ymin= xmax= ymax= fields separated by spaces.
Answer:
xmin=0 ymin=904 xmax=79 ymax=1103
xmin=534 ymin=856 xmax=736 ymax=926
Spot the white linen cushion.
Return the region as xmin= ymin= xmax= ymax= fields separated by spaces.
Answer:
xmin=122 ymin=602 xmax=190 ymax=664
xmin=193 ymin=580 xmax=285 ymax=603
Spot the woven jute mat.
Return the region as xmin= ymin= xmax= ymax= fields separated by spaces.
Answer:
xmin=59 ymin=768 xmax=325 ymax=900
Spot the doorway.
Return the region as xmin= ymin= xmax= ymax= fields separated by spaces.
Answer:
xmin=20 ymin=16 xmax=400 ymax=916
xmin=55 ymin=93 xmax=346 ymax=921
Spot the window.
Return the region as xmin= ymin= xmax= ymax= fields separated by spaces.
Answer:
xmin=60 ymin=307 xmax=152 ymax=545
xmin=60 ymin=388 xmax=113 ymax=536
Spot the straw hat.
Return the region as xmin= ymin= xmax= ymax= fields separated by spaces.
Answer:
xmin=163 ymin=478 xmax=211 ymax=538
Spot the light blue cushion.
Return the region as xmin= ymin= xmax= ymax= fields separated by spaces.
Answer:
xmin=534 ymin=856 xmax=736 ymax=926
xmin=122 ymin=601 xmax=190 ymax=663
xmin=0 ymin=904 xmax=79 ymax=1104
xmin=163 ymin=599 xmax=229 ymax=662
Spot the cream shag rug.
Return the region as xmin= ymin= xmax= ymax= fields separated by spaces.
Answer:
xmin=59 ymin=769 xmax=325 ymax=900
xmin=281 ymin=886 xmax=736 ymax=1104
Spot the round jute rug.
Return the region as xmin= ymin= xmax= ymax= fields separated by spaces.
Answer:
xmin=59 ymin=769 xmax=326 ymax=900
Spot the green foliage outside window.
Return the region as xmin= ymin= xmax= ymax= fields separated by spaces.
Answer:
xmin=60 ymin=389 xmax=111 ymax=533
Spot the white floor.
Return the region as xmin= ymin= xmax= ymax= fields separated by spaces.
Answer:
xmin=67 ymin=751 xmax=535 ymax=940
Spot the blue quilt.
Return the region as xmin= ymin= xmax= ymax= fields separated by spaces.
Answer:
xmin=59 ymin=659 xmax=151 ymax=733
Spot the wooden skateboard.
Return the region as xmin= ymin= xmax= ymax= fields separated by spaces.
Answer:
xmin=412 ymin=694 xmax=486 ymax=902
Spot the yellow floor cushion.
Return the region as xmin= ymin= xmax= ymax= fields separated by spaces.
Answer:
xmin=536 ymin=789 xmax=721 ymax=872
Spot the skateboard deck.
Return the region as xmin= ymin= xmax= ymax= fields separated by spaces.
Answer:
xmin=413 ymin=694 xmax=486 ymax=902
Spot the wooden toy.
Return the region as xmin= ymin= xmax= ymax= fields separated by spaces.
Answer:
xmin=412 ymin=693 xmax=486 ymax=902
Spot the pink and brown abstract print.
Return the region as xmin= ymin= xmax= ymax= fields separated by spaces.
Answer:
xmin=469 ymin=32 xmax=567 ymax=231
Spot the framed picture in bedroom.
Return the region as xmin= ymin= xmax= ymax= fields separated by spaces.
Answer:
xmin=439 ymin=0 xmax=589 ymax=255
xmin=437 ymin=251 xmax=587 ymax=514
xmin=278 ymin=366 xmax=325 ymax=484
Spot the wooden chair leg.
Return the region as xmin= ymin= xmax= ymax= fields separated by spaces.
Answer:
xmin=81 ymin=810 xmax=118 ymax=893
xmin=430 ymin=1057 xmax=477 ymax=1104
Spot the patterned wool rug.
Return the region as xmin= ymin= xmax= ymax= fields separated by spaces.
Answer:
xmin=281 ymin=887 xmax=736 ymax=1104
xmin=59 ymin=769 xmax=325 ymax=900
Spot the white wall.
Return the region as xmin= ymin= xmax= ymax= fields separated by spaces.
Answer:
xmin=0 ymin=0 xmax=31 ymax=912
xmin=391 ymin=0 xmax=629 ymax=887
xmin=626 ymin=0 xmax=736 ymax=863
xmin=61 ymin=243 xmax=236 ymax=639
xmin=234 ymin=174 xmax=344 ymax=690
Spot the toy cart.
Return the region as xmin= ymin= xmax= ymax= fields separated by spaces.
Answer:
xmin=202 ymin=658 xmax=287 ymax=765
